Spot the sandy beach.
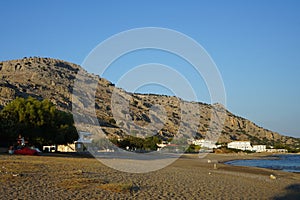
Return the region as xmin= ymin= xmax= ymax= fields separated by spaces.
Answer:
xmin=0 ymin=153 xmax=299 ymax=200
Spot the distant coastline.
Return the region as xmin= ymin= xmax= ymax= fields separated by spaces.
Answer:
xmin=224 ymin=153 xmax=300 ymax=173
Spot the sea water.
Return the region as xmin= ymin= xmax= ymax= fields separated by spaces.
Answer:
xmin=225 ymin=154 xmax=300 ymax=173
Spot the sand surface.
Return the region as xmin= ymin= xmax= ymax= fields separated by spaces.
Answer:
xmin=0 ymin=153 xmax=299 ymax=199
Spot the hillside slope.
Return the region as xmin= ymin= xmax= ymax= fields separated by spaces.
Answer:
xmin=0 ymin=57 xmax=299 ymax=147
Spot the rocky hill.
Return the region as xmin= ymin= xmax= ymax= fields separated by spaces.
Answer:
xmin=0 ymin=57 xmax=299 ymax=148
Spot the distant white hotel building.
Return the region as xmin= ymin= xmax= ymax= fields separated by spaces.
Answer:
xmin=190 ymin=139 xmax=220 ymax=149
xmin=227 ymin=141 xmax=253 ymax=151
xmin=252 ymin=145 xmax=267 ymax=153
xmin=266 ymin=148 xmax=288 ymax=153
xmin=227 ymin=141 xmax=269 ymax=152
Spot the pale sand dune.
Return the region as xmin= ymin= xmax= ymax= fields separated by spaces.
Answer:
xmin=0 ymin=153 xmax=299 ymax=199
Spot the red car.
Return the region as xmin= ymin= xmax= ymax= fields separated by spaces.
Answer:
xmin=14 ymin=147 xmax=39 ymax=155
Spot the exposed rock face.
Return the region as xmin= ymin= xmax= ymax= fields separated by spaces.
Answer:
xmin=0 ymin=57 xmax=79 ymax=110
xmin=0 ymin=57 xmax=299 ymax=147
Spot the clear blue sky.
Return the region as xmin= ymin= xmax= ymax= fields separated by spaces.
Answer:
xmin=1 ymin=0 xmax=299 ymax=138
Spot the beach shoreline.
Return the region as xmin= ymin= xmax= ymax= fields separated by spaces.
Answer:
xmin=0 ymin=153 xmax=299 ymax=199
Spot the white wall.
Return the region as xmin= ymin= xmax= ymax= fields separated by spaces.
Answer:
xmin=227 ymin=141 xmax=252 ymax=151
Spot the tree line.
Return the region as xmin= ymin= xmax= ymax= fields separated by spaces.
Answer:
xmin=0 ymin=97 xmax=78 ymax=148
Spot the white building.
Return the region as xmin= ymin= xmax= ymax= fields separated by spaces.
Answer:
xmin=42 ymin=145 xmax=56 ymax=152
xmin=227 ymin=141 xmax=288 ymax=153
xmin=57 ymin=144 xmax=75 ymax=152
xmin=266 ymin=148 xmax=288 ymax=153
xmin=157 ymin=143 xmax=168 ymax=148
xmin=190 ymin=139 xmax=220 ymax=149
xmin=227 ymin=141 xmax=253 ymax=151
xmin=252 ymin=145 xmax=266 ymax=152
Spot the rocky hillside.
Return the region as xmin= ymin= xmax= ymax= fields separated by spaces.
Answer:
xmin=0 ymin=57 xmax=299 ymax=147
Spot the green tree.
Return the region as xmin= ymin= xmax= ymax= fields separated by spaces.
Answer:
xmin=0 ymin=97 xmax=78 ymax=146
xmin=186 ymin=144 xmax=201 ymax=153
xmin=143 ymin=136 xmax=161 ymax=150
xmin=116 ymin=135 xmax=161 ymax=151
xmin=0 ymin=110 xmax=18 ymax=138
